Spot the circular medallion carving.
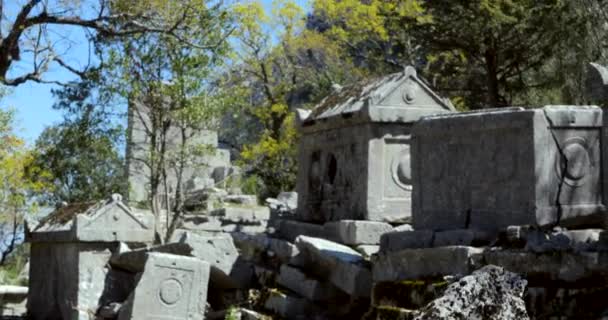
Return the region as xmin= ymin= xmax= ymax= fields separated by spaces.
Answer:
xmin=555 ymin=137 xmax=592 ymax=187
xmin=402 ymin=82 xmax=417 ymax=104
xmin=392 ymin=150 xmax=412 ymax=190
xmin=159 ymin=278 xmax=183 ymax=305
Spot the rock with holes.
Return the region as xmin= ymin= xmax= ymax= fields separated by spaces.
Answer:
xmin=296 ymin=66 xmax=455 ymax=224
xmin=414 ymin=265 xmax=529 ymax=320
xmin=117 ymin=253 xmax=210 ymax=320
xmin=412 ymin=105 xmax=607 ymax=231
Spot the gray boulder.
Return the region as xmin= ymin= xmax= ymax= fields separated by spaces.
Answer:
xmin=415 ymin=265 xmax=529 ymax=320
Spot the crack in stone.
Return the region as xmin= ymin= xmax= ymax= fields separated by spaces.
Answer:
xmin=542 ymin=109 xmax=568 ymax=227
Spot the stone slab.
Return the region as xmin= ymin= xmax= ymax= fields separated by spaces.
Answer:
xmin=275 ymin=219 xmax=326 ymax=242
xmin=380 ymin=230 xmax=434 ymax=252
xmin=356 ymin=245 xmax=380 ymax=257
xmin=372 ymin=246 xmax=483 ymax=282
xmin=210 ymin=206 xmax=270 ymax=223
xmin=110 ymin=242 xmax=193 ymax=272
xmin=323 ymin=220 xmax=393 ymax=245
xmin=232 ymin=233 xmax=299 ymax=264
xmin=171 ymin=230 xmax=239 ymax=288
xmin=292 ymin=236 xmax=372 ymax=297
xmin=117 ymin=253 xmax=210 ymax=320
xmin=412 ymin=105 xmax=607 ymax=231
xmin=277 ymin=265 xmax=344 ymax=302
xmin=224 ymin=195 xmax=258 ymax=206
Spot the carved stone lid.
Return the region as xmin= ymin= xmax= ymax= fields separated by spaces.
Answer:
xmin=26 ymin=194 xmax=155 ymax=243
xmin=298 ymin=66 xmax=455 ymax=130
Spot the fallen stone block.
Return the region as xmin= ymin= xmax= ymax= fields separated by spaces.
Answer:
xmin=393 ymin=224 xmax=413 ymax=232
xmin=263 ymin=289 xmax=316 ymax=319
xmin=109 ymin=242 xmax=193 ymax=272
xmin=292 ymin=236 xmax=372 ymax=297
xmin=117 ymin=253 xmax=210 ymax=320
xmin=275 ymin=219 xmax=326 ymax=241
xmin=372 ymin=246 xmax=483 ymax=282
xmin=380 ymin=230 xmax=434 ymax=252
xmin=0 ymin=286 xmax=28 ymax=317
xmin=277 ymin=265 xmax=345 ymax=302
xmin=414 ymin=265 xmax=529 ymax=320
xmin=483 ymin=249 xmax=608 ymax=284
xmin=357 ymin=245 xmax=380 ymax=257
xmin=171 ymin=230 xmax=240 ymax=288
xmin=525 ymin=229 xmax=602 ymax=253
xmin=210 ymin=206 xmax=270 ymax=223
xmin=324 ymin=220 xmax=393 ymax=245
xmin=232 ymin=233 xmax=299 ymax=264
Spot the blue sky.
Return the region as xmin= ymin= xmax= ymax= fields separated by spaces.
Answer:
xmin=4 ymin=0 xmax=310 ymax=144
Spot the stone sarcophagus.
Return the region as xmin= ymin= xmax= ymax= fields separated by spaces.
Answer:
xmin=296 ymin=67 xmax=454 ymax=223
xmin=26 ymin=194 xmax=155 ymax=320
xmin=412 ymin=106 xmax=607 ymax=231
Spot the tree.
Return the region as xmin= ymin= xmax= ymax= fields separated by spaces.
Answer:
xmin=0 ymin=0 xmax=222 ymax=86
xmin=0 ymin=107 xmax=50 ymax=265
xmin=102 ymin=0 xmax=233 ymax=241
xmin=231 ymin=0 xmax=365 ymax=198
xmin=31 ymin=76 xmax=125 ymax=204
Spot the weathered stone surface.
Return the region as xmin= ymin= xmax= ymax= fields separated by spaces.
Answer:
xmin=412 ymin=105 xmax=607 ymax=231
xmin=277 ymin=265 xmax=345 ymax=302
xmin=110 ymin=242 xmax=193 ymax=272
xmin=275 ymin=219 xmax=326 ymax=242
xmin=117 ymin=253 xmax=210 ymax=320
xmin=357 ymin=245 xmax=380 ymax=257
xmin=27 ymin=242 xmax=114 ymax=320
xmin=432 ymin=229 xmax=496 ymax=247
xmin=171 ymin=230 xmax=239 ymax=288
xmin=27 ymin=194 xmax=155 ymax=243
xmin=393 ymin=224 xmax=413 ymax=232
xmin=232 ymin=233 xmax=299 ymax=264
xmin=372 ymin=246 xmax=483 ymax=282
xmin=263 ymin=290 xmax=316 ymax=319
xmin=414 ymin=265 xmax=528 ymax=320
xmin=297 ymin=67 xmax=454 ymax=224
xmin=181 ymin=215 xmax=268 ymax=235
xmin=483 ymin=249 xmax=608 ymax=283
xmin=380 ymin=230 xmax=434 ymax=252
xmin=324 ymin=220 xmax=393 ymax=245
xmin=210 ymin=206 xmax=270 ymax=223
xmin=292 ymin=236 xmax=372 ymax=297
xmin=525 ymin=229 xmax=602 ymax=253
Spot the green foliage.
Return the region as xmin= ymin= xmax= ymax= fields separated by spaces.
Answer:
xmin=31 ymin=78 xmax=125 ymax=204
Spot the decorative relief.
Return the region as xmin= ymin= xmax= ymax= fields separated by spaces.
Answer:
xmin=159 ymin=278 xmax=183 ymax=306
xmin=555 ymin=137 xmax=592 ymax=187
xmin=391 ymin=149 xmax=412 ymax=190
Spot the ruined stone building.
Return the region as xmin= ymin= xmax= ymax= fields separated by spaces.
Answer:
xmin=295 ymin=66 xmax=454 ymax=223
xmin=126 ymin=95 xmax=234 ymax=206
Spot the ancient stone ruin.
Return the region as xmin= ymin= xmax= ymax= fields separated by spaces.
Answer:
xmin=6 ymin=64 xmax=608 ymax=319
xmin=296 ymin=67 xmax=454 ymax=223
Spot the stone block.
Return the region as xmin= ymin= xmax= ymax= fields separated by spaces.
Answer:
xmin=263 ymin=289 xmax=316 ymax=319
xmin=292 ymin=236 xmax=372 ymax=297
xmin=296 ymin=67 xmax=454 ymax=224
xmin=210 ymin=206 xmax=270 ymax=223
xmin=357 ymin=245 xmax=380 ymax=257
xmin=412 ymin=106 xmax=607 ymax=231
xmin=372 ymin=246 xmax=483 ymax=282
xmin=27 ymin=242 xmax=114 ymax=320
xmin=432 ymin=229 xmax=496 ymax=247
xmin=117 ymin=253 xmax=210 ymax=320
xmin=110 ymin=242 xmax=193 ymax=272
xmin=380 ymin=230 xmax=434 ymax=252
xmin=277 ymin=265 xmax=345 ymax=302
xmin=0 ymin=286 xmax=28 ymax=317
xmin=324 ymin=220 xmax=393 ymax=245
xmin=483 ymin=249 xmax=608 ymax=283
xmin=232 ymin=233 xmax=299 ymax=264
xmin=525 ymin=229 xmax=602 ymax=253
xmin=275 ymin=219 xmax=326 ymax=242
xmin=171 ymin=230 xmax=239 ymax=288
